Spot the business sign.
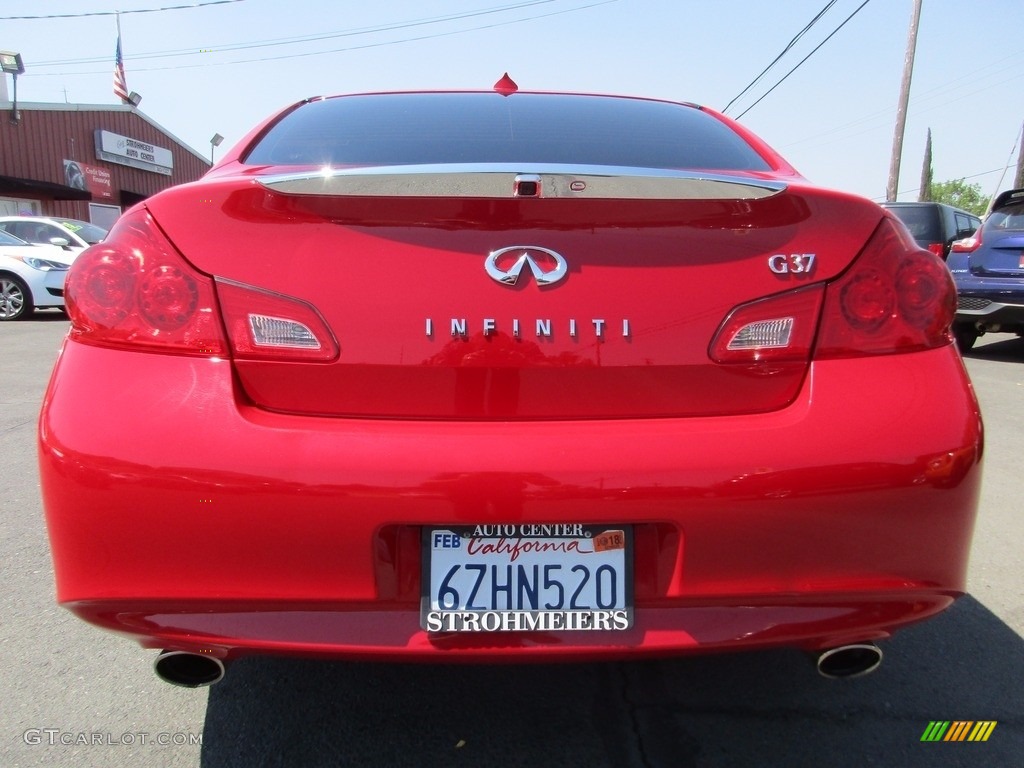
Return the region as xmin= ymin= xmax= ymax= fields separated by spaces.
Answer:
xmin=63 ymin=160 xmax=113 ymax=199
xmin=95 ymin=130 xmax=173 ymax=176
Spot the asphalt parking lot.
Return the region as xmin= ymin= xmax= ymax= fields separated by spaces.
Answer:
xmin=2 ymin=315 xmax=1021 ymax=767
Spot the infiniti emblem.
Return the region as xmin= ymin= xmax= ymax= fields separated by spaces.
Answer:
xmin=485 ymin=246 xmax=568 ymax=287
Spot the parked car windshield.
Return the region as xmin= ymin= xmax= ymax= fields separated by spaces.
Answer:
xmin=57 ymin=219 xmax=107 ymax=244
xmin=0 ymin=230 xmax=30 ymax=246
xmin=244 ymin=93 xmax=773 ymax=172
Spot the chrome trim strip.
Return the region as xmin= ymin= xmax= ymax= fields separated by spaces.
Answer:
xmin=256 ymin=163 xmax=787 ymax=200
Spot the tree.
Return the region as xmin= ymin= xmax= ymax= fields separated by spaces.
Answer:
xmin=929 ymin=179 xmax=988 ymax=216
xmin=918 ymin=129 xmax=933 ymax=202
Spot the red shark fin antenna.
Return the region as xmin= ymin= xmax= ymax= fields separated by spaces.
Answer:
xmin=493 ymin=73 xmax=518 ymax=96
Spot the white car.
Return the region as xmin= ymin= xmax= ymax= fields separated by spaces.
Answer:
xmin=0 ymin=216 xmax=107 ymax=256
xmin=0 ymin=230 xmax=73 ymax=320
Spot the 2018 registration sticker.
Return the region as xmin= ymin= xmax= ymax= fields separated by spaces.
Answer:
xmin=421 ymin=524 xmax=633 ymax=632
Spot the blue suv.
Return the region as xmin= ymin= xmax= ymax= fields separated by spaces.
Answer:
xmin=947 ymin=188 xmax=1024 ymax=350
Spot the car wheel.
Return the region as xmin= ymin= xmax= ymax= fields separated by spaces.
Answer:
xmin=953 ymin=324 xmax=978 ymax=352
xmin=0 ymin=274 xmax=33 ymax=321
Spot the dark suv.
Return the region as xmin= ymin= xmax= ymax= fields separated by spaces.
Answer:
xmin=881 ymin=201 xmax=982 ymax=259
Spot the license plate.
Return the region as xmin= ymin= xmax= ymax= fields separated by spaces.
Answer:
xmin=421 ymin=524 xmax=633 ymax=632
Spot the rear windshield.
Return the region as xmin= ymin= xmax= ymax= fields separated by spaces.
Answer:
xmin=885 ymin=205 xmax=941 ymax=242
xmin=984 ymin=200 xmax=1024 ymax=232
xmin=244 ymin=93 xmax=772 ymax=171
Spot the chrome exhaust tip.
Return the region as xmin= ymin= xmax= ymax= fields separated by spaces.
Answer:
xmin=154 ymin=650 xmax=226 ymax=688
xmin=815 ymin=643 xmax=882 ymax=679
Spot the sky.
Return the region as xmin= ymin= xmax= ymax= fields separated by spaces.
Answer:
xmin=2 ymin=0 xmax=1022 ymax=204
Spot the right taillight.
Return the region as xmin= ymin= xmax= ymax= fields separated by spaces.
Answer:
xmin=710 ymin=219 xmax=955 ymax=366
xmin=816 ymin=219 xmax=955 ymax=358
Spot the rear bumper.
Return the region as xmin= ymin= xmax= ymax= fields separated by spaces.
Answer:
xmin=956 ymin=291 xmax=1024 ymax=328
xmin=39 ymin=340 xmax=983 ymax=660
xmin=66 ymin=595 xmax=956 ymax=663
xmin=952 ymin=267 xmax=1024 ymax=328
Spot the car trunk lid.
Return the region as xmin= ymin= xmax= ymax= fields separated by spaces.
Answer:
xmin=145 ymin=166 xmax=882 ymax=419
xmin=969 ymin=233 xmax=1024 ymax=277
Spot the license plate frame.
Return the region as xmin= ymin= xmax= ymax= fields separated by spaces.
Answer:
xmin=421 ymin=524 xmax=633 ymax=633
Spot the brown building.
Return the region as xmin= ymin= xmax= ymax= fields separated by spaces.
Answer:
xmin=0 ymin=101 xmax=209 ymax=230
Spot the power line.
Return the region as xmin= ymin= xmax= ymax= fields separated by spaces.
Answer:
xmin=723 ymin=0 xmax=838 ymax=115
xmin=0 ymin=0 xmax=246 ymax=21
xmin=28 ymin=0 xmax=617 ymax=76
xmin=776 ymin=63 xmax=1024 ymax=154
xmin=734 ymin=0 xmax=872 ymax=121
xmin=870 ymin=168 xmax=1004 ymax=202
xmin=31 ymin=0 xmax=561 ymax=67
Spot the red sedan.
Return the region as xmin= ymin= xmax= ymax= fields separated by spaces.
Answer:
xmin=39 ymin=83 xmax=982 ymax=687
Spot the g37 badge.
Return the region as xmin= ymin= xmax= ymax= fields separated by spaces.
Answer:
xmin=768 ymin=253 xmax=816 ymax=275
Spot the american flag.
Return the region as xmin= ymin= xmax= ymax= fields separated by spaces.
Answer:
xmin=114 ymin=36 xmax=129 ymax=103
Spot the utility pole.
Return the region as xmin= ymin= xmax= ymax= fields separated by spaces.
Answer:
xmin=886 ymin=0 xmax=923 ymax=202
xmin=987 ymin=121 xmax=1024 ymax=212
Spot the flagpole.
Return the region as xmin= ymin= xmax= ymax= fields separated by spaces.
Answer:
xmin=114 ymin=12 xmax=129 ymax=104
xmin=117 ymin=11 xmax=122 ymax=102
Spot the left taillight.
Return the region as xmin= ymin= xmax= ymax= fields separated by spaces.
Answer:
xmin=950 ymin=231 xmax=982 ymax=253
xmin=66 ymin=207 xmax=228 ymax=356
xmin=66 ymin=207 xmax=340 ymax=362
